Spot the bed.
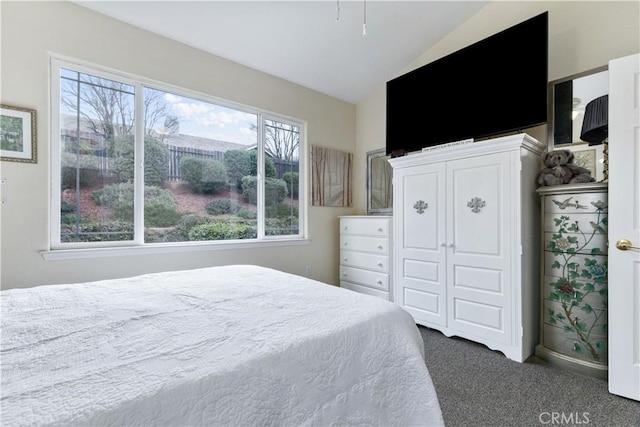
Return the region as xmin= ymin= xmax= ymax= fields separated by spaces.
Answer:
xmin=1 ymin=264 xmax=443 ymax=426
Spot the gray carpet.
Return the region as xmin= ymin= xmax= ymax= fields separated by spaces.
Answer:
xmin=418 ymin=326 xmax=640 ymax=427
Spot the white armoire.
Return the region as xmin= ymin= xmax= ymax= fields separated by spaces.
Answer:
xmin=389 ymin=133 xmax=545 ymax=362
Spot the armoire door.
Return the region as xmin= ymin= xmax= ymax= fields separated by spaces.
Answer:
xmin=445 ymin=152 xmax=513 ymax=345
xmin=394 ymin=162 xmax=447 ymax=326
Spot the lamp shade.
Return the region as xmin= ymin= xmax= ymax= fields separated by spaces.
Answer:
xmin=580 ymin=94 xmax=608 ymax=145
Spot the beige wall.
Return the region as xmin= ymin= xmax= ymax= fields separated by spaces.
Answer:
xmin=2 ymin=1 xmax=638 ymax=289
xmin=354 ymin=1 xmax=640 ymax=212
xmin=0 ymin=1 xmax=357 ymax=289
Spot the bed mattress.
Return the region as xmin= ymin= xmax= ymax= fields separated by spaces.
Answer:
xmin=1 ymin=264 xmax=443 ymax=426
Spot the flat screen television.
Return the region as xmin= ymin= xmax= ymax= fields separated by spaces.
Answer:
xmin=386 ymin=11 xmax=548 ymax=156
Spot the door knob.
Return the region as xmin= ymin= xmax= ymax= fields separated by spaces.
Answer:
xmin=616 ymin=239 xmax=640 ymax=251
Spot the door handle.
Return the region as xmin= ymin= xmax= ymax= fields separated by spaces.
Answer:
xmin=616 ymin=239 xmax=640 ymax=251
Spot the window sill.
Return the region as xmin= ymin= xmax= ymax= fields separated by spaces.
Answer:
xmin=41 ymin=238 xmax=310 ymax=261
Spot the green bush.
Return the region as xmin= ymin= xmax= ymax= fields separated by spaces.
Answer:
xmin=92 ymin=182 xmax=180 ymax=227
xmin=266 ymin=203 xmax=298 ymax=219
xmin=249 ymin=150 xmax=276 ymax=178
xmin=205 ymin=198 xmax=240 ymax=215
xmin=180 ymin=157 xmax=228 ymax=194
xmin=224 ymin=149 xmax=252 ymax=190
xmin=241 ymin=176 xmax=288 ymax=205
xmin=60 ymin=200 xmax=77 ymax=214
xmin=282 ymin=172 xmax=299 ymax=199
xmin=61 ymin=151 xmax=104 ymax=188
xmin=188 ymin=222 xmax=256 ymax=241
xmin=60 ymin=220 xmax=134 ymax=243
xmin=265 ymin=216 xmax=299 ymax=236
xmin=237 ymin=209 xmax=257 ymax=220
xmin=172 ymin=214 xmax=211 ymax=240
xmin=112 ymin=135 xmax=169 ymax=186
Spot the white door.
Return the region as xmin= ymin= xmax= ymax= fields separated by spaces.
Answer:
xmin=608 ymin=53 xmax=640 ymax=401
xmin=394 ymin=163 xmax=447 ymax=326
xmin=446 ymin=152 xmax=512 ymax=345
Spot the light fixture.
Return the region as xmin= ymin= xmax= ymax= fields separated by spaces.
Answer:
xmin=580 ymin=94 xmax=609 ymax=181
xmin=336 ymin=0 xmax=368 ymax=36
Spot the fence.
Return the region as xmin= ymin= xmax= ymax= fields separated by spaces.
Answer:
xmin=167 ymin=145 xmax=225 ymax=181
xmin=167 ymin=145 xmax=298 ymax=181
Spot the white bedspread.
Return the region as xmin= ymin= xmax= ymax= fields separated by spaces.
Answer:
xmin=1 ymin=265 xmax=443 ymax=427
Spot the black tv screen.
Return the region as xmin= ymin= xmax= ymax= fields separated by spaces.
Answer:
xmin=386 ymin=12 xmax=548 ymax=155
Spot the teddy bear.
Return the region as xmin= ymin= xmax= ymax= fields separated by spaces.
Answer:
xmin=536 ymin=149 xmax=595 ymax=187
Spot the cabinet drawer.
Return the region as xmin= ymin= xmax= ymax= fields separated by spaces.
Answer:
xmin=544 ymin=193 xmax=608 ymax=214
xmin=340 ymin=250 xmax=389 ymax=273
xmin=341 ymin=281 xmax=390 ymax=300
xmin=339 ymin=266 xmax=388 ymax=291
xmin=340 ymin=235 xmax=389 ymax=254
xmin=340 ymin=217 xmax=390 ymax=236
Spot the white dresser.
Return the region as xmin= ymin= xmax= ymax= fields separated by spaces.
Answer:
xmin=339 ymin=216 xmax=392 ymax=301
xmin=389 ymin=134 xmax=545 ymax=362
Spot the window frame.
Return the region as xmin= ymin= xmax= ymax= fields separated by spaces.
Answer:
xmin=47 ymin=57 xmax=308 ymax=260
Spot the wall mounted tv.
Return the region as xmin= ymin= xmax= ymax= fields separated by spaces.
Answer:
xmin=386 ymin=11 xmax=548 ymax=156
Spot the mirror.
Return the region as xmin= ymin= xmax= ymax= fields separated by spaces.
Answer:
xmin=548 ymin=67 xmax=608 ymax=181
xmin=366 ymin=149 xmax=393 ymax=215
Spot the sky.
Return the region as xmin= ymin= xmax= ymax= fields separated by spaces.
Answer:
xmin=161 ymin=92 xmax=258 ymax=146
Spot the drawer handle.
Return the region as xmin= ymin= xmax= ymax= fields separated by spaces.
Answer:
xmin=377 ymin=262 xmax=383 ymax=267
xmin=342 ymin=273 xmax=348 ymax=277
xmin=377 ymin=245 xmax=383 ymax=250
xmin=377 ymin=227 xmax=384 ymax=232
xmin=344 ymin=242 xmax=348 ymax=246
xmin=343 ymin=226 xmax=348 ymax=230
xmin=343 ymin=257 xmax=348 ymax=261
xmin=376 ymin=280 xmax=383 ymax=284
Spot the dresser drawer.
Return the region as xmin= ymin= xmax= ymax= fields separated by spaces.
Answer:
xmin=340 ymin=217 xmax=390 ymax=236
xmin=340 ymin=250 xmax=389 ymax=273
xmin=339 ymin=266 xmax=388 ymax=291
xmin=341 ymin=281 xmax=390 ymax=300
xmin=340 ymin=235 xmax=389 ymax=254
xmin=544 ymin=192 xmax=608 ymax=214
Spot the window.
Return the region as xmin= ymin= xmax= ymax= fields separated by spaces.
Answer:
xmin=51 ymin=59 xmax=305 ymax=251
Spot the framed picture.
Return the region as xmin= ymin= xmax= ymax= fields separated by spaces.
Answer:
xmin=1 ymin=104 xmax=37 ymax=163
xmin=366 ymin=148 xmax=393 ymax=215
xmin=569 ymin=143 xmax=604 ymax=182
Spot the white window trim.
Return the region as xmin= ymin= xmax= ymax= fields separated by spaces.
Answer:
xmin=49 ymin=56 xmax=307 ymax=257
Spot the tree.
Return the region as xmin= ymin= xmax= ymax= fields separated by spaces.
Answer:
xmin=61 ymin=74 xmax=169 ymax=143
xmin=144 ymin=88 xmax=170 ymax=136
xmin=250 ymin=120 xmax=299 ymax=161
xmin=61 ymin=74 xmax=134 ymax=143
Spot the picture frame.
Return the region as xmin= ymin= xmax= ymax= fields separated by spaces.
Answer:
xmin=1 ymin=104 xmax=37 ymax=163
xmin=366 ymin=148 xmax=393 ymax=215
xmin=569 ymin=143 xmax=604 ymax=182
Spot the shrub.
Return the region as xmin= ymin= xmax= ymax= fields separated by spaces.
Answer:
xmin=265 ymin=216 xmax=299 ymax=236
xmin=241 ymin=176 xmax=288 ymax=205
xmin=60 ymin=220 xmax=134 ymax=243
xmin=112 ymin=135 xmax=169 ymax=186
xmin=188 ymin=222 xmax=256 ymax=241
xmin=180 ymin=157 xmax=227 ymax=194
xmin=92 ymin=182 xmax=180 ymax=227
xmin=224 ymin=149 xmax=252 ymax=190
xmin=237 ymin=209 xmax=257 ymax=220
xmin=205 ymin=198 xmax=240 ymax=215
xmin=60 ymin=200 xmax=77 ymax=214
xmin=172 ymin=214 xmax=210 ymax=240
xmin=266 ymin=203 xmax=298 ymax=219
xmin=61 ymin=152 xmax=104 ymax=188
xmin=282 ymin=172 xmax=299 ymax=199
xmin=249 ymin=150 xmax=276 ymax=178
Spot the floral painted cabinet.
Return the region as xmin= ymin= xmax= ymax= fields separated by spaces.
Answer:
xmin=536 ymin=182 xmax=608 ymax=379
